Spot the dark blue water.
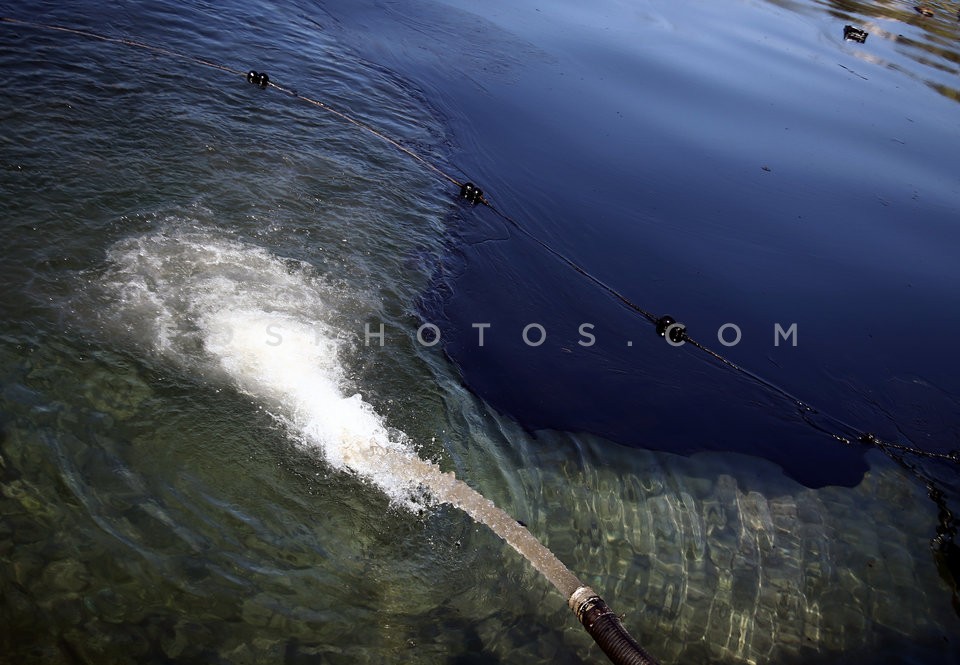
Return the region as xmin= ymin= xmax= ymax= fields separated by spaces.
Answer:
xmin=3 ymin=0 xmax=960 ymax=663
xmin=324 ymin=0 xmax=960 ymax=488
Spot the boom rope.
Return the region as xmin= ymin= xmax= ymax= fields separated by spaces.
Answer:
xmin=481 ymin=199 xmax=958 ymax=464
xmin=4 ymin=10 xmax=958 ymax=628
xmin=0 ymin=17 xmax=465 ymax=187
xmin=1 ymin=16 xmax=664 ymax=665
xmin=4 ymin=10 xmax=956 ymax=500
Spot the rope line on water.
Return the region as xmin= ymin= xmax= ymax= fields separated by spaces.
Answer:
xmin=4 ymin=9 xmax=955 ymax=520
xmin=1 ymin=16 xmax=466 ymax=187
xmin=1 ymin=16 xmax=662 ymax=665
xmin=4 ymin=15 xmax=958 ymax=654
xmin=1 ymin=17 xmax=244 ymax=77
xmin=479 ymin=191 xmax=957 ymax=466
xmin=477 ymin=184 xmax=959 ymax=568
xmin=267 ymin=77 xmax=463 ymax=188
xmin=3 ymin=16 xmax=953 ymax=467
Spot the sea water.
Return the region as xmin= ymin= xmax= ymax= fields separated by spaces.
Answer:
xmin=2 ymin=0 xmax=959 ymax=663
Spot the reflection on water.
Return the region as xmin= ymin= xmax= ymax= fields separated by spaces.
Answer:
xmin=2 ymin=0 xmax=960 ymax=662
xmin=788 ymin=0 xmax=960 ymax=101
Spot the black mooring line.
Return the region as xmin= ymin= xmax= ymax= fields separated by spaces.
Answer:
xmin=479 ymin=190 xmax=957 ymax=465
xmin=4 ymin=16 xmax=957 ymax=505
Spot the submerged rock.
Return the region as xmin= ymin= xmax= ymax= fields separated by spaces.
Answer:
xmin=83 ymin=364 xmax=151 ymax=420
xmin=42 ymin=559 xmax=91 ymax=594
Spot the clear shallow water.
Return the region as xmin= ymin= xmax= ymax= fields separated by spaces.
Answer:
xmin=1 ymin=0 xmax=959 ymax=664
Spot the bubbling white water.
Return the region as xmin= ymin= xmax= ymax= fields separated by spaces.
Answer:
xmin=102 ymin=226 xmax=583 ymax=597
xmin=104 ymin=227 xmax=421 ymax=505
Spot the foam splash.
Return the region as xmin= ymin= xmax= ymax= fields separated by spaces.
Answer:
xmin=101 ymin=227 xmax=584 ymax=597
xmin=104 ymin=227 xmax=423 ymax=507
xmin=203 ymin=310 xmax=412 ymax=487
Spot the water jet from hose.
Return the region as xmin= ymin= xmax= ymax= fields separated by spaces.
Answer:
xmin=102 ymin=228 xmax=660 ymax=665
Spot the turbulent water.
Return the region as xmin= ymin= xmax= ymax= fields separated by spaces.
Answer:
xmin=100 ymin=230 xmax=428 ymax=506
xmin=2 ymin=0 xmax=959 ymax=664
xmin=98 ymin=228 xmax=585 ymax=603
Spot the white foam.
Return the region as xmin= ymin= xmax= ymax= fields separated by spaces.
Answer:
xmin=103 ymin=226 xmax=583 ymax=596
xmin=103 ymin=227 xmax=424 ymax=507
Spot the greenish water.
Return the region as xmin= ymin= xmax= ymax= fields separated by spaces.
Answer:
xmin=2 ymin=2 xmax=959 ymax=664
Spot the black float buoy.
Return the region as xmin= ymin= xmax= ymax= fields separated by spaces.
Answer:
xmin=460 ymin=182 xmax=484 ymax=205
xmin=655 ymin=315 xmax=687 ymax=344
xmin=859 ymin=432 xmax=880 ymax=446
xmin=246 ymin=70 xmax=270 ymax=87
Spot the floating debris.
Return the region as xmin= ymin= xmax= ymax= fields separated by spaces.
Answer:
xmin=844 ymin=25 xmax=869 ymax=43
xmin=914 ymin=6 xmax=935 ymax=17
